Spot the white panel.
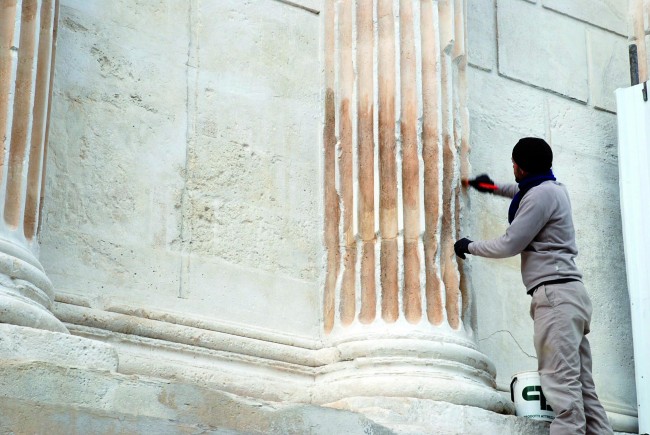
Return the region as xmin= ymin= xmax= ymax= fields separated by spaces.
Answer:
xmin=616 ymin=82 xmax=650 ymax=434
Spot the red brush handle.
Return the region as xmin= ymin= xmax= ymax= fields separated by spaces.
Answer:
xmin=478 ymin=182 xmax=498 ymax=191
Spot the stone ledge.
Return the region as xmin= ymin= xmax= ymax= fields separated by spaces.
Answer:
xmin=0 ymin=323 xmax=117 ymax=371
xmin=0 ymin=361 xmax=635 ymax=434
xmin=0 ymin=360 xmax=392 ymax=435
xmin=327 ymin=397 xmax=637 ymax=435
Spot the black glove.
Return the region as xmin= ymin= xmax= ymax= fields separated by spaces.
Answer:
xmin=468 ymin=174 xmax=497 ymax=193
xmin=454 ymin=238 xmax=473 ymax=260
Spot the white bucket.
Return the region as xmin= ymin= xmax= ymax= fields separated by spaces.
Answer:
xmin=510 ymin=371 xmax=555 ymax=422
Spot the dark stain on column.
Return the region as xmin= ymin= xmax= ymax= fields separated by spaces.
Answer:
xmin=378 ymin=0 xmax=398 ymax=323
xmin=421 ymin=0 xmax=443 ymax=326
xmin=339 ymin=0 xmax=356 ymax=326
xmin=324 ymin=87 xmax=340 ymax=333
xmin=323 ymin=1 xmax=339 ymax=334
xmin=439 ymin=0 xmax=460 ymax=330
xmin=357 ymin=0 xmax=376 ymax=324
xmin=400 ymin=0 xmax=421 ymax=324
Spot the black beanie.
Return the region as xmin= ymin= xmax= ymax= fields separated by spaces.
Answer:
xmin=512 ymin=137 xmax=553 ymax=174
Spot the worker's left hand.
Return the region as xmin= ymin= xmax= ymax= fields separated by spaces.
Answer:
xmin=454 ymin=238 xmax=473 ymax=260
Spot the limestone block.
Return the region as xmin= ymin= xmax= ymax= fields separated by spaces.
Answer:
xmin=542 ymin=0 xmax=627 ymax=36
xmin=587 ymin=29 xmax=629 ymax=112
xmin=42 ymin=0 xmax=189 ymax=300
xmin=190 ymin=0 xmax=321 ymax=280
xmin=497 ymin=0 xmax=589 ymax=102
xmin=467 ymin=67 xmax=546 ymax=159
xmin=40 ymin=238 xmax=183 ymax=309
xmin=548 ymin=95 xmax=618 ymax=165
xmin=60 ymin=0 xmax=191 ymax=51
xmin=42 ymin=0 xmax=322 ymax=338
xmin=0 ymin=323 xmax=118 ymax=371
xmin=184 ymin=138 xmax=321 ymax=281
xmin=178 ymin=255 xmax=320 ymax=335
xmin=467 ymin=0 xmax=496 ymax=71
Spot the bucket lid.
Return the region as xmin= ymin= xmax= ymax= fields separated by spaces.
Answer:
xmin=510 ymin=370 xmax=539 ymax=380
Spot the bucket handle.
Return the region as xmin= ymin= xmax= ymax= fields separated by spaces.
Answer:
xmin=509 ymin=376 xmax=517 ymax=402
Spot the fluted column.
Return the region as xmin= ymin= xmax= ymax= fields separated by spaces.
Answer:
xmin=321 ymin=0 xmax=509 ymax=412
xmin=0 ymin=0 xmax=65 ymax=333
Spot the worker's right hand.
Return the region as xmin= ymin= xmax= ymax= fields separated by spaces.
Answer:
xmin=468 ymin=174 xmax=497 ymax=193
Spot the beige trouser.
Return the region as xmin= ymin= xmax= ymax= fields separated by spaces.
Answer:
xmin=529 ymin=281 xmax=613 ymax=435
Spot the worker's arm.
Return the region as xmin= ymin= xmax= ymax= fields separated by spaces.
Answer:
xmin=468 ymin=186 xmax=554 ymax=258
xmin=494 ymin=183 xmax=518 ymax=199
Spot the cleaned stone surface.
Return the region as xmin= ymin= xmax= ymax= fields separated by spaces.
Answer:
xmin=467 ymin=0 xmax=496 ymax=71
xmin=40 ymin=0 xmax=322 ymax=336
xmin=542 ymin=0 xmax=627 ymax=35
xmin=497 ymin=0 xmax=589 ymax=101
xmin=188 ymin=0 xmax=320 ymax=282
xmin=467 ymin=67 xmax=547 ymax=145
xmin=587 ymin=29 xmax=629 ymax=112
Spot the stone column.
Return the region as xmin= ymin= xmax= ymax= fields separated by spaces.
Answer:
xmin=0 ymin=0 xmax=65 ymax=333
xmin=321 ymin=0 xmax=510 ymax=412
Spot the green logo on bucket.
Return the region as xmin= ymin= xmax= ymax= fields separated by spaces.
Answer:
xmin=522 ymin=386 xmax=553 ymax=412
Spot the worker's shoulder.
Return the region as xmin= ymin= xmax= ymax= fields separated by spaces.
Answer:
xmin=527 ymin=180 xmax=567 ymax=200
xmin=533 ymin=180 xmax=566 ymax=191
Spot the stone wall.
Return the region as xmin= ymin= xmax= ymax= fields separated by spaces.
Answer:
xmin=40 ymin=0 xmax=322 ymax=338
xmin=465 ymin=0 xmax=636 ymax=426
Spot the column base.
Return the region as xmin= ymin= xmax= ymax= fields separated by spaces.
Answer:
xmin=314 ymin=337 xmax=514 ymax=414
xmin=0 ymin=239 xmax=67 ymax=332
xmin=0 ymin=292 xmax=68 ymax=333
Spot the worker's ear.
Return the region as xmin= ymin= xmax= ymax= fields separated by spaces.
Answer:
xmin=515 ymin=166 xmax=527 ymax=180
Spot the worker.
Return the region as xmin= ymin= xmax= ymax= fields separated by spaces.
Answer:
xmin=454 ymin=137 xmax=613 ymax=435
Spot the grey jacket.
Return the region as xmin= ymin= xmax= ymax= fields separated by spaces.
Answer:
xmin=468 ymin=180 xmax=583 ymax=292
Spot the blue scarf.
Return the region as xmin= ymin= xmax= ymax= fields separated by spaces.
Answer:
xmin=508 ymin=170 xmax=556 ymax=224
